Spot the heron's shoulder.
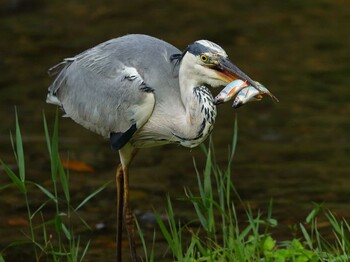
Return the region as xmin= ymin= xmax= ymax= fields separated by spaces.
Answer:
xmin=67 ymin=35 xmax=179 ymax=79
xmin=75 ymin=35 xmax=179 ymax=64
xmin=111 ymin=34 xmax=179 ymax=51
xmin=47 ymin=34 xmax=181 ymax=95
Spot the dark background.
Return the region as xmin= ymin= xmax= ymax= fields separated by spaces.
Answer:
xmin=1 ymin=0 xmax=349 ymax=260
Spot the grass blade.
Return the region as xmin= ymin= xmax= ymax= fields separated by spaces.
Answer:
xmin=75 ymin=180 xmax=111 ymax=211
xmin=58 ymin=156 xmax=70 ymax=203
xmin=80 ymin=240 xmax=91 ymax=262
xmin=43 ymin=111 xmax=52 ymax=155
xmin=300 ymin=223 xmax=313 ymax=250
xmin=0 ymin=160 xmax=26 ymax=193
xmin=229 ymin=115 xmax=238 ymax=164
xmin=62 ymin=223 xmax=71 ymax=241
xmin=30 ymin=199 xmax=50 ymax=220
xmin=15 ymin=109 xmax=25 ymax=182
xmin=136 ymin=218 xmax=149 ymax=262
xmin=32 ymin=182 xmax=58 ymax=204
xmin=154 ymin=209 xmax=173 ymax=249
xmin=50 ymin=110 xmax=60 ymax=182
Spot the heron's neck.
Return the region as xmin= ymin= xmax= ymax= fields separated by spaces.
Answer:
xmin=178 ymin=57 xmax=203 ymax=110
xmin=176 ymin=67 xmax=217 ymax=148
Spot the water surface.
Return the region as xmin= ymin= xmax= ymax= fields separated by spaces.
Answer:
xmin=1 ymin=0 xmax=350 ymax=260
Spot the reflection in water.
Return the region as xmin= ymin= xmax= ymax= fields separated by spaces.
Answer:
xmin=1 ymin=0 xmax=350 ymax=260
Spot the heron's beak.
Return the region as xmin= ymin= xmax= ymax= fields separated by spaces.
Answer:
xmin=215 ymin=57 xmax=261 ymax=91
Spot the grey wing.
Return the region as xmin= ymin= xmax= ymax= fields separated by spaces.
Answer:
xmin=47 ymin=45 xmax=156 ymax=144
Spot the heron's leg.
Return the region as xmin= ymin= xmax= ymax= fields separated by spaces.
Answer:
xmin=116 ymin=164 xmax=124 ymax=262
xmin=123 ymin=166 xmax=138 ymax=262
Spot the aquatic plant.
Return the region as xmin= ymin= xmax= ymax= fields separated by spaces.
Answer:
xmin=0 ymin=110 xmax=110 ymax=261
xmin=138 ymin=117 xmax=350 ymax=261
xmin=1 ymin=112 xmax=350 ymax=261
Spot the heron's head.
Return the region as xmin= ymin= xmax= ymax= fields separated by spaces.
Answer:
xmin=173 ymin=40 xmax=258 ymax=91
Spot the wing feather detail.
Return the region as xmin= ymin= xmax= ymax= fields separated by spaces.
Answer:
xmin=47 ymin=49 xmax=155 ymax=138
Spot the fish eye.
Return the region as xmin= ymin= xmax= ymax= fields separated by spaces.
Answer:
xmin=255 ymin=94 xmax=263 ymax=100
xmin=200 ymin=54 xmax=209 ymax=63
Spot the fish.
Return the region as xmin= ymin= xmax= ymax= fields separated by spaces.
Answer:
xmin=213 ymin=79 xmax=279 ymax=108
xmin=213 ymin=79 xmax=248 ymax=105
xmin=232 ymin=82 xmax=279 ymax=109
xmin=231 ymin=86 xmax=262 ymax=108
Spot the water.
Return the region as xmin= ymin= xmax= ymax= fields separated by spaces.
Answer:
xmin=1 ymin=0 xmax=350 ymax=260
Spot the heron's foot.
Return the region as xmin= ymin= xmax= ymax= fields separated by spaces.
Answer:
xmin=124 ymin=208 xmax=138 ymax=262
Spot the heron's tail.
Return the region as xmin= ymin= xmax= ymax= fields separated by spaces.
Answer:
xmin=47 ymin=58 xmax=75 ymax=106
xmin=48 ymin=58 xmax=75 ymax=76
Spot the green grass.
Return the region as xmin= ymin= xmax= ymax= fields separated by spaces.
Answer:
xmin=1 ymin=112 xmax=350 ymax=261
xmin=138 ymin=118 xmax=350 ymax=262
xmin=0 ymin=110 xmax=110 ymax=261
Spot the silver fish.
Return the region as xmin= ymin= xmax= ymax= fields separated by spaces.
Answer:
xmin=232 ymin=82 xmax=279 ymax=109
xmin=214 ymin=79 xmax=248 ymax=105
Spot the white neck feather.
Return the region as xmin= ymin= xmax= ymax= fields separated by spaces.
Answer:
xmin=174 ymin=54 xmax=217 ymax=148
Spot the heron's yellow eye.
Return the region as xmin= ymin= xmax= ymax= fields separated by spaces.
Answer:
xmin=200 ymin=54 xmax=209 ymax=63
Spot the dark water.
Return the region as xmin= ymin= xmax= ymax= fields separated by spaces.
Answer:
xmin=1 ymin=0 xmax=350 ymax=260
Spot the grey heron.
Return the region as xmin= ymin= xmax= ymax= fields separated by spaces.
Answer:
xmin=47 ymin=34 xmax=265 ymax=261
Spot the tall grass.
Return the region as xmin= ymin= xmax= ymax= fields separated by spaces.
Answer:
xmin=0 ymin=110 xmax=110 ymax=261
xmin=139 ymin=117 xmax=350 ymax=262
xmin=1 ymin=111 xmax=350 ymax=261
